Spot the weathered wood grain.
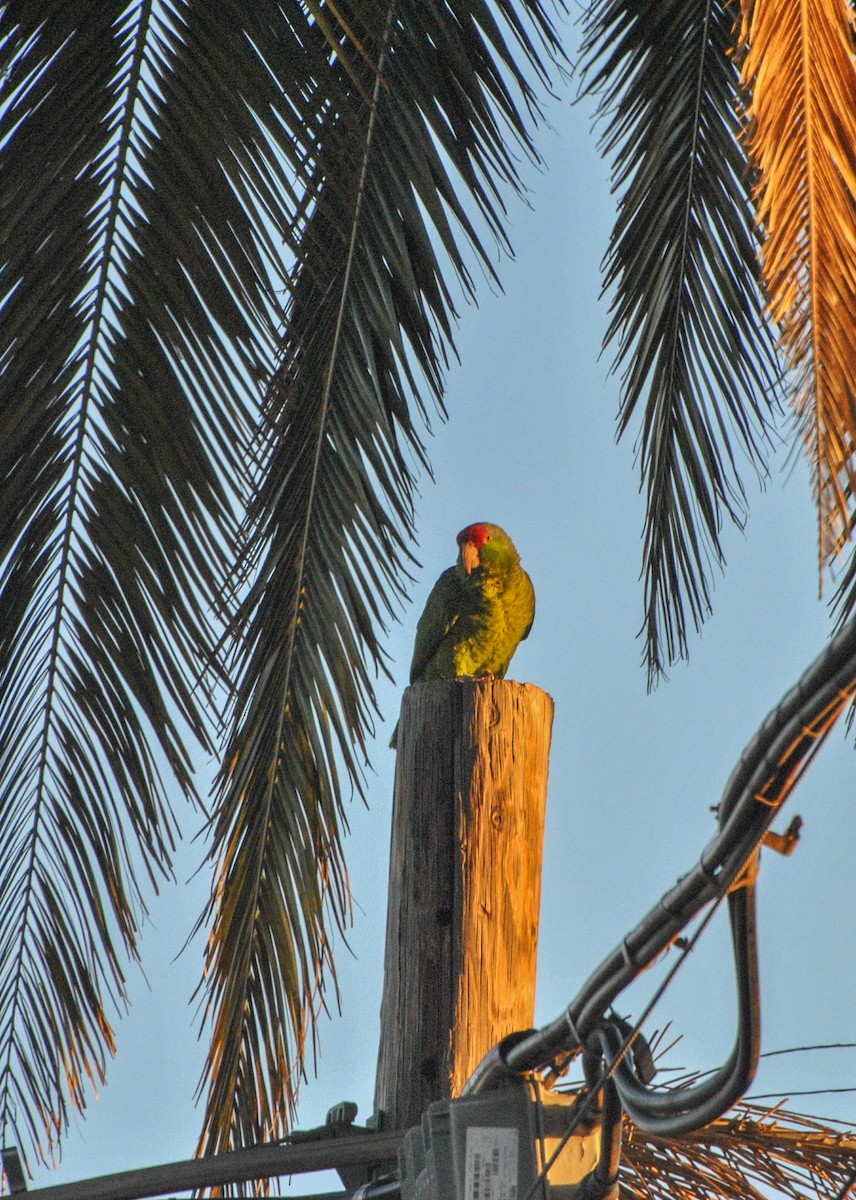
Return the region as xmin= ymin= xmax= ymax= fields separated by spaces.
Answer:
xmin=374 ymin=678 xmax=554 ymax=1131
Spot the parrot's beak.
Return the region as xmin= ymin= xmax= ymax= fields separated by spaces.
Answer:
xmin=460 ymin=540 xmax=479 ymax=574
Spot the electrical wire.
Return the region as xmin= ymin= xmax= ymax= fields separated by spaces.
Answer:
xmin=662 ymin=1041 xmax=856 ymax=1093
xmin=591 ymin=885 xmax=760 ymax=1133
xmin=513 ymin=1065 xmax=614 ymax=1200
xmin=514 ymin=898 xmax=736 ymax=1200
xmin=463 ymin=611 xmax=856 ymax=1137
xmin=745 ymin=1087 xmax=856 ymax=1100
xmin=761 ymin=1043 xmax=856 ymax=1059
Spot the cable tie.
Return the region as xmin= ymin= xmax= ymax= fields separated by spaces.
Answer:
xmin=565 ymin=1011 xmax=583 ymax=1048
xmin=698 ymin=856 xmax=725 ymax=897
xmin=620 ymin=939 xmax=635 ymax=969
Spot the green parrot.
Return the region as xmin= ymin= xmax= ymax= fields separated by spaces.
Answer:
xmin=390 ymin=522 xmax=535 ymax=747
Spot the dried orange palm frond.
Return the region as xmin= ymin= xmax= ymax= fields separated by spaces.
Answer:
xmin=622 ymin=1103 xmax=856 ymax=1200
xmin=740 ymin=0 xmax=856 ymax=568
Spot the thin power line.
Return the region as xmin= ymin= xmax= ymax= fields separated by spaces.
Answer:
xmin=761 ymin=1043 xmax=856 ymax=1058
xmin=746 ymin=1087 xmax=856 ymax=1100
xmin=519 ymin=897 xmax=726 ymax=1200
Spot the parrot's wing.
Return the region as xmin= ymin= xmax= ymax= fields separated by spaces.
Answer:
xmin=409 ymin=566 xmax=461 ymax=683
xmin=520 ymin=569 xmax=535 ymax=641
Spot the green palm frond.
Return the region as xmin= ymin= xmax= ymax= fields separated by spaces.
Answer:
xmin=1 ymin=0 xmax=564 ymax=1169
xmin=579 ymin=0 xmax=783 ymax=683
xmin=0 ymin=0 xmax=291 ymax=1165
xmin=195 ymin=0 xmax=564 ymax=1162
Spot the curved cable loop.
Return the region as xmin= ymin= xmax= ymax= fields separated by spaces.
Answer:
xmin=590 ymin=886 xmax=760 ymax=1134
xmin=463 ymin=613 xmax=856 ymax=1134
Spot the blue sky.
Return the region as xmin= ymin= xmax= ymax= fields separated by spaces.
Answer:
xmin=27 ymin=30 xmax=856 ymax=1195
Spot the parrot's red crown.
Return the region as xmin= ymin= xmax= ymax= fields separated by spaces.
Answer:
xmin=457 ymin=523 xmax=491 ymax=548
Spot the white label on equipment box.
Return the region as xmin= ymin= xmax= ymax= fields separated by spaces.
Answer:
xmin=464 ymin=1127 xmax=519 ymax=1200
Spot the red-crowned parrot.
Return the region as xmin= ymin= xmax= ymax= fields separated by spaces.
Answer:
xmin=390 ymin=522 xmax=535 ymax=747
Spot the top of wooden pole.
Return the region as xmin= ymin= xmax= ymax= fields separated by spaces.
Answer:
xmin=394 ymin=677 xmax=553 ymax=762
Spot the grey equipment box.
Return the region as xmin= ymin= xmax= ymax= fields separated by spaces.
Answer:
xmin=398 ymin=1081 xmax=601 ymax=1200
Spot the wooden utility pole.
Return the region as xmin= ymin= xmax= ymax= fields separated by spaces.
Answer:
xmin=374 ymin=678 xmax=554 ymax=1132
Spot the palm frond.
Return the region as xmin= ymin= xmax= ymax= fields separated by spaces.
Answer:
xmin=622 ymin=1103 xmax=856 ymax=1200
xmin=0 ymin=0 xmax=291 ymax=1164
xmin=580 ymin=0 xmax=782 ymax=683
xmin=739 ymin=0 xmax=856 ymax=574
xmin=195 ymin=0 xmax=564 ymax=1164
xmin=0 ymin=4 xmax=181 ymax=1162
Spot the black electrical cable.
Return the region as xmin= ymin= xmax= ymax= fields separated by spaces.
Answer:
xmin=350 ymin=1181 xmax=402 ymax=1200
xmin=519 ymin=895 xmax=742 ymax=1200
xmin=594 ymin=886 xmax=760 ymax=1133
xmin=517 ymin=1074 xmax=623 ymax=1200
xmin=463 ymin=612 xmax=856 ymax=1137
xmin=592 ymin=1078 xmax=622 ymax=1199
